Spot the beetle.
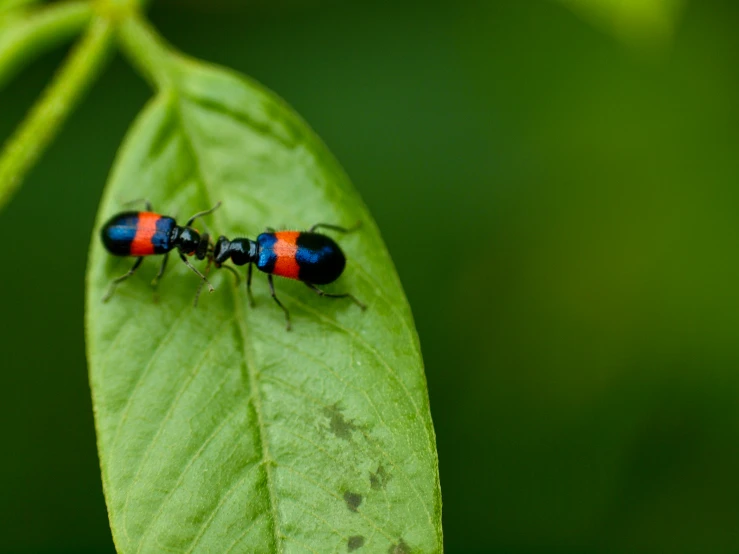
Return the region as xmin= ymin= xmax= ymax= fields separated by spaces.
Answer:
xmin=100 ymin=201 xmax=220 ymax=301
xmin=209 ymin=223 xmax=365 ymax=329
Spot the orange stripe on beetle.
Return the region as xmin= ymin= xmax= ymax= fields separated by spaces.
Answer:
xmin=130 ymin=212 xmax=160 ymax=256
xmin=271 ymin=231 xmax=301 ymax=280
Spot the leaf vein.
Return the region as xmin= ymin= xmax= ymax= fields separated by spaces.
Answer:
xmin=135 ymin=405 xmax=243 ymax=552
xmin=223 ymin=512 xmax=266 ymax=554
xmin=185 ymin=462 xmax=260 ymax=553
xmin=120 ymin=317 xmax=236 ymax=537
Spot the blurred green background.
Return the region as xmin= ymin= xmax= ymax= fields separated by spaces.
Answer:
xmin=2 ymin=0 xmax=739 ymax=552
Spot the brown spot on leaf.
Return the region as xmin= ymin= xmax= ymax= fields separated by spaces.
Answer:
xmin=348 ymin=535 xmax=365 ymax=551
xmin=343 ymin=491 xmax=362 ymax=512
xmin=323 ymin=405 xmax=357 ymax=440
xmin=370 ymin=464 xmax=390 ymax=490
xmin=388 ymin=539 xmax=411 ymax=553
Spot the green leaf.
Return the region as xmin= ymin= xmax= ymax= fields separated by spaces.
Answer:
xmin=86 ymin=20 xmax=442 ymax=554
xmin=554 ymin=0 xmax=685 ymax=49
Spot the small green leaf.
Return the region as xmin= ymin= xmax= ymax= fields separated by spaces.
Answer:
xmin=86 ymin=23 xmax=442 ymax=554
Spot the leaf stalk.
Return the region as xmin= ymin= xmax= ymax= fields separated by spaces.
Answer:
xmin=0 ymin=17 xmax=114 ymax=212
xmin=116 ymin=14 xmax=177 ymax=91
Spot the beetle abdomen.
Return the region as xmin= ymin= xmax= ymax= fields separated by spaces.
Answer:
xmin=101 ymin=212 xmax=176 ymax=256
xmin=256 ymin=231 xmax=346 ymax=284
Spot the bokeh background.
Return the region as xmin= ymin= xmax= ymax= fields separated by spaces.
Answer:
xmin=2 ymin=0 xmax=739 ymax=552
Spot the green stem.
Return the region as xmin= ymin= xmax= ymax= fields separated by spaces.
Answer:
xmin=116 ymin=14 xmax=177 ymax=90
xmin=0 ymin=18 xmax=114 ymax=212
xmin=0 ymin=1 xmax=94 ymax=91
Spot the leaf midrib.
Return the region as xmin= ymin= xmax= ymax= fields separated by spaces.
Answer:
xmin=168 ymin=90 xmax=283 ymax=553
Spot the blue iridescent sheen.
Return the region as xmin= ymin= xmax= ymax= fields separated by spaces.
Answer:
xmin=295 ymin=243 xmax=329 ymax=266
xmin=295 ymin=232 xmax=345 ymax=284
xmin=104 ymin=214 xmax=137 ymax=242
xmin=256 ymin=233 xmax=278 ymax=272
xmin=152 ymin=217 xmax=175 ymax=253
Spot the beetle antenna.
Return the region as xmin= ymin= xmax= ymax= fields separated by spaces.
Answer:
xmin=186 ymin=201 xmax=221 ymax=227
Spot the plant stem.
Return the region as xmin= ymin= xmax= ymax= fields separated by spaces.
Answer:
xmin=0 ymin=1 xmax=94 ymax=91
xmin=0 ymin=18 xmax=114 ymax=212
xmin=116 ymin=14 xmax=176 ymax=90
